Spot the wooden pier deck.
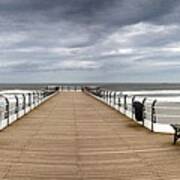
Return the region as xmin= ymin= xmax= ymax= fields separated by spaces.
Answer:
xmin=0 ymin=92 xmax=180 ymax=179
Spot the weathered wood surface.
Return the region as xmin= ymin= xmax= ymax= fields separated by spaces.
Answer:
xmin=0 ymin=92 xmax=179 ymax=180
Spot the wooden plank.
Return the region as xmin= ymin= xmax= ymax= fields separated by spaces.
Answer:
xmin=0 ymin=92 xmax=178 ymax=179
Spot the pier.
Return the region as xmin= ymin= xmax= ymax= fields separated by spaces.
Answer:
xmin=0 ymin=91 xmax=180 ymax=179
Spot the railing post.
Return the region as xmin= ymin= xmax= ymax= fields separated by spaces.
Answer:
xmin=118 ymin=96 xmax=121 ymax=109
xmin=142 ymin=98 xmax=147 ymax=126
xmin=28 ymin=93 xmax=31 ymax=109
xmin=36 ymin=91 xmax=40 ymax=105
xmin=33 ymin=92 xmax=35 ymax=105
xmin=107 ymin=91 xmax=109 ymax=103
xmin=22 ymin=94 xmax=26 ymax=113
xmin=102 ymin=90 xmax=104 ymax=100
xmin=14 ymin=95 xmax=19 ymax=119
xmin=105 ymin=91 xmax=108 ymax=102
xmin=151 ymin=100 xmax=157 ymax=132
xmin=3 ymin=96 xmax=10 ymax=126
xmin=109 ymin=91 xmax=112 ymax=104
xmin=131 ymin=96 xmax=136 ymax=119
xmin=104 ymin=91 xmax=106 ymax=100
xmin=114 ymin=92 xmax=116 ymax=106
xmin=124 ymin=95 xmax=128 ymax=111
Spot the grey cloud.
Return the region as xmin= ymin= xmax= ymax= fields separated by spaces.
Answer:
xmin=0 ymin=0 xmax=180 ymax=82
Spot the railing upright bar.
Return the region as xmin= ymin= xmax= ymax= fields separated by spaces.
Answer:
xmin=151 ymin=100 xmax=157 ymax=132
xmin=3 ymin=96 xmax=10 ymax=126
xmin=22 ymin=94 xmax=26 ymax=113
xmin=114 ymin=92 xmax=116 ymax=106
xmin=118 ymin=96 xmax=121 ymax=111
xmin=131 ymin=96 xmax=136 ymax=119
xmin=124 ymin=95 xmax=128 ymax=111
xmin=142 ymin=98 xmax=147 ymax=127
xmin=14 ymin=95 xmax=19 ymax=119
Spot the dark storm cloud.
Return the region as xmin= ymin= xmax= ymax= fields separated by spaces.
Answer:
xmin=0 ymin=0 xmax=180 ymax=82
xmin=0 ymin=0 xmax=177 ymax=24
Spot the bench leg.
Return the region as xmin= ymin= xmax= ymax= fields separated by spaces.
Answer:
xmin=174 ymin=134 xmax=177 ymax=144
xmin=173 ymin=129 xmax=177 ymax=144
xmin=173 ymin=131 xmax=180 ymax=145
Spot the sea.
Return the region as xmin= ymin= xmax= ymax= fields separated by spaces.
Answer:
xmin=1 ymin=83 xmax=180 ymax=91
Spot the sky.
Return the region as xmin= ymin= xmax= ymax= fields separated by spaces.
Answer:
xmin=0 ymin=0 xmax=180 ymax=83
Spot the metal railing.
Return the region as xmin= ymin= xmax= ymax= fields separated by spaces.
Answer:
xmin=0 ymin=87 xmax=59 ymax=131
xmin=59 ymin=85 xmax=83 ymax=92
xmin=85 ymin=87 xmax=180 ymax=134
